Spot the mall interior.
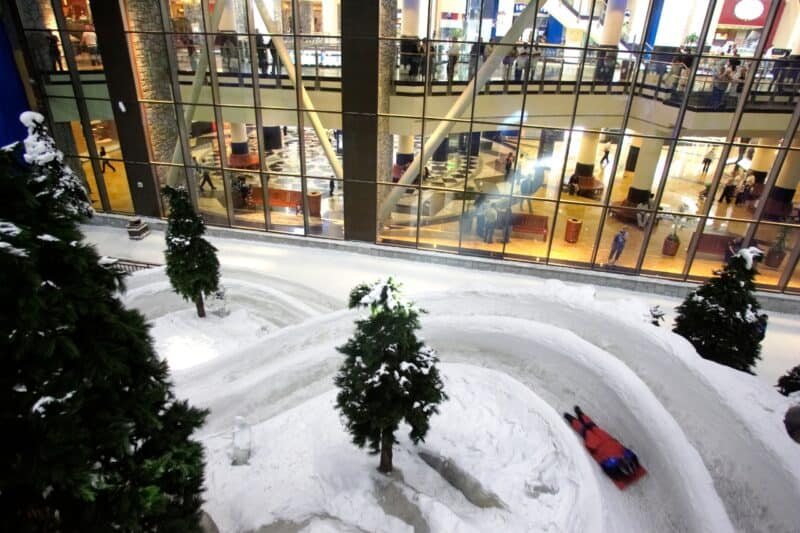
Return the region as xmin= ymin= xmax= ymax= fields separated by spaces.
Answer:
xmin=3 ymin=0 xmax=800 ymax=292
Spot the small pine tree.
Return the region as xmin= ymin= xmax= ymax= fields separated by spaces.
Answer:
xmin=162 ymin=186 xmax=220 ymax=318
xmin=334 ymin=278 xmax=447 ymax=473
xmin=673 ymin=247 xmax=768 ymax=374
xmin=0 ymin=112 xmax=207 ymax=530
xmin=777 ymin=365 xmax=800 ymax=397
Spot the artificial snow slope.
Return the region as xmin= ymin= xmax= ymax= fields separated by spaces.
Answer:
xmin=418 ymin=287 xmax=800 ymax=533
xmin=123 ymin=269 xmax=799 ymax=533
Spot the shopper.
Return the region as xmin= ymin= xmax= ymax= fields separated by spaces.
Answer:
xmin=484 ymin=205 xmax=498 ymax=244
xmin=600 ymin=143 xmax=611 ymax=167
xmin=701 ymin=148 xmax=715 ymax=175
xmin=504 ymin=152 xmax=514 ymax=179
xmin=47 ymin=32 xmax=63 ymax=72
xmin=607 ymin=227 xmax=629 ymax=265
xmin=99 ymin=147 xmax=116 ymax=173
xmin=80 ymin=27 xmax=99 ymax=66
xmin=199 ymin=169 xmax=216 ymax=191
xmin=447 ymin=38 xmax=460 ymax=84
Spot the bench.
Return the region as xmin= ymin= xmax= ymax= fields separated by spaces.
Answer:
xmin=696 ymin=232 xmax=741 ymax=257
xmin=513 ymin=213 xmax=549 ymax=241
xmin=577 ymin=175 xmax=603 ymax=198
xmin=608 ymin=200 xmax=639 ymax=223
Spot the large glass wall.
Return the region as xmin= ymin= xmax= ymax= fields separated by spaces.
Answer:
xmin=12 ymin=0 xmax=800 ymax=291
xmin=375 ymin=0 xmax=800 ymax=293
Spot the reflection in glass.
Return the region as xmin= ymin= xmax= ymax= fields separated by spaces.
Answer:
xmin=688 ymin=218 xmax=753 ymax=280
xmin=753 ymin=224 xmax=798 ymax=288
xmin=378 ymin=184 xmax=420 ymax=247
xmin=265 ymin=175 xmax=305 ymax=235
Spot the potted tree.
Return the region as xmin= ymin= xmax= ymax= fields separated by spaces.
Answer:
xmin=765 ymin=227 xmax=790 ymax=268
xmin=662 ymin=226 xmax=680 ymax=256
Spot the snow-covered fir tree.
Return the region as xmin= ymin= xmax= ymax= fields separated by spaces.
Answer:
xmin=162 ymin=185 xmax=220 ymax=317
xmin=777 ymin=365 xmax=800 ymax=397
xmin=334 ymin=278 xmax=447 ymax=473
xmin=0 ymin=112 xmax=207 ymax=530
xmin=673 ymin=247 xmax=768 ymax=374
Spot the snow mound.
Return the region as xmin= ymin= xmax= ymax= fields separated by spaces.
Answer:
xmin=149 ymin=307 xmax=272 ymax=370
xmin=202 ymin=364 xmax=601 ymax=533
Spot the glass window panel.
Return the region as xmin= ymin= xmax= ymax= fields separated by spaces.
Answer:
xmin=298 ymin=36 xmax=341 ymax=111
xmin=786 ymin=257 xmax=800 ymax=294
xmin=225 ymin=170 xmax=266 ymax=229
xmin=457 ymin=192 xmax=509 ymax=256
xmin=548 ymin=203 xmax=603 ymax=266
xmin=687 ymin=218 xmax=753 ymax=279
xmin=16 ymin=0 xmax=58 ymax=30
xmin=221 ymin=107 xmax=259 ymax=170
xmin=166 ymin=1 xmax=205 ymax=33
xmin=753 ymin=224 xmax=799 ymax=288
xmin=640 ymin=213 xmax=701 ymax=279
xmin=257 ymin=37 xmax=297 ymax=108
xmin=301 ymin=112 xmax=342 ymax=178
xmin=154 ymin=163 xmax=189 ymax=192
xmin=378 ymin=184 xmax=420 ymax=247
xmin=415 ymin=187 xmax=463 ymax=253
xmin=188 ymin=106 xmax=221 ymax=166
xmin=101 ymin=158 xmax=135 ymax=214
xmin=195 ymin=164 xmax=228 ymax=225
xmin=595 ymin=211 xmax=645 ymax=271
xmin=265 ymin=175 xmax=305 ymax=235
xmin=500 ymin=198 xmax=555 ymax=262
xmin=73 ymin=157 xmax=103 ymax=211
xmin=306 ymin=176 xmax=343 ymax=238
xmin=25 ymin=31 xmax=66 ymax=75
xmin=262 ymin=120 xmax=301 ymax=175
xmin=138 ymin=103 xmax=181 ymax=163
xmin=561 ymin=130 xmax=608 ymax=205
xmin=662 ymin=138 xmax=723 ymax=215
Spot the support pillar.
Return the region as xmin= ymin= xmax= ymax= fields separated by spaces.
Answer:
xmin=229 ymin=122 xmax=257 ymax=167
xmin=432 ymin=138 xmax=449 ymax=162
xmin=595 ymin=0 xmax=626 ymax=83
xmin=299 ymin=0 xmax=315 ymax=33
xmin=765 ymin=141 xmax=800 ymax=219
xmin=574 ymin=131 xmax=600 ymax=178
xmin=623 ymin=136 xmax=642 ymax=177
xmin=626 ymin=137 xmax=662 ymax=204
xmin=396 ymin=135 xmax=414 ymax=165
xmin=322 ymin=0 xmax=340 ymax=34
xmin=401 ymin=0 xmax=420 ymax=37
xmin=751 ymin=139 xmax=778 ymax=184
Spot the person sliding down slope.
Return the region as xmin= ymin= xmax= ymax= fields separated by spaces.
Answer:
xmin=564 ymin=406 xmax=646 ymax=488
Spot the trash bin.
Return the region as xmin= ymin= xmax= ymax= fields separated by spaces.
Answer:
xmin=565 ymin=218 xmax=582 ymax=243
xmin=306 ymin=191 xmax=322 ymax=217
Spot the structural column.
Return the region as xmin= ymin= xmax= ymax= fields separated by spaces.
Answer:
xmin=322 ymin=0 xmax=340 ymax=34
xmin=765 ymin=140 xmax=800 ymax=219
xmin=574 ymin=131 xmax=600 ymax=179
xmin=401 ymin=0 xmax=420 ymax=37
xmin=299 ymin=0 xmax=315 ymax=33
xmin=432 ymin=138 xmax=449 ymax=162
xmin=396 ymin=135 xmax=414 ymax=165
xmin=750 ymin=139 xmax=778 ymax=184
xmin=342 ymin=0 xmax=380 ymax=241
xmin=594 ymin=0 xmax=627 ymax=83
xmin=623 ymin=136 xmax=642 ymax=178
xmin=626 ymin=137 xmax=662 ymax=204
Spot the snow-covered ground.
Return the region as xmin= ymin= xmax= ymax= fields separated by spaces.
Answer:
xmin=85 ymin=225 xmax=800 ymax=532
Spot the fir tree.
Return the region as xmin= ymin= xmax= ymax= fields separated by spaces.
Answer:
xmin=776 ymin=365 xmax=800 ymax=397
xmin=162 ymin=186 xmax=220 ymax=318
xmin=334 ymin=278 xmax=447 ymax=473
xmin=673 ymin=247 xmax=768 ymax=374
xmin=0 ymin=112 xmax=207 ymax=531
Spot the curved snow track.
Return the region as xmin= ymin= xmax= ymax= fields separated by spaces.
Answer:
xmin=126 ymin=270 xmax=800 ymax=533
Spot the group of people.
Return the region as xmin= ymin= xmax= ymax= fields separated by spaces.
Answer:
xmin=471 ymin=196 xmax=514 ymax=245
xmin=709 ymin=50 xmax=749 ymax=109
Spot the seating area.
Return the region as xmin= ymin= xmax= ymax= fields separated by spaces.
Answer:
xmin=512 ymin=213 xmax=549 ymax=241
xmin=576 ymin=175 xmax=604 ymax=198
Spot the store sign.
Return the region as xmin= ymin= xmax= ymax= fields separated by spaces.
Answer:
xmin=514 ymin=3 xmax=526 ymax=14
xmin=718 ymin=0 xmax=770 ymax=26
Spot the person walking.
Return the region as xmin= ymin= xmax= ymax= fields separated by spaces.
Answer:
xmin=518 ymin=177 xmax=534 ymax=213
xmin=329 ymin=177 xmax=335 ymax=197
xmin=99 ymin=147 xmax=116 ymax=173
xmin=447 ymin=38 xmax=460 ymax=84
xmin=600 ymin=142 xmax=611 ymax=167
xmin=483 ymin=205 xmax=498 ymax=244
xmin=199 ymin=169 xmax=216 ymax=191
xmin=504 ymin=152 xmax=514 ymax=180
xmin=47 ymin=32 xmax=63 ymax=72
xmin=501 ymin=207 xmax=513 ymax=244
xmin=607 ymin=226 xmax=629 ymax=266
xmin=701 ymin=148 xmax=715 ymax=175
xmin=268 ymin=38 xmax=279 ymax=77
xmin=710 ymin=63 xmax=733 ymax=109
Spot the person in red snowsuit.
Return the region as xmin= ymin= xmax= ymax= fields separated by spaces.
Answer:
xmin=565 ymin=406 xmax=639 ymax=479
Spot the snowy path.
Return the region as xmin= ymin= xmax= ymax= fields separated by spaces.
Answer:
xmin=89 ymin=223 xmax=800 ymax=532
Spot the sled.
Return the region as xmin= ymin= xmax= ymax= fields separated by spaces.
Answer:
xmin=609 ymin=464 xmax=647 ymax=490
